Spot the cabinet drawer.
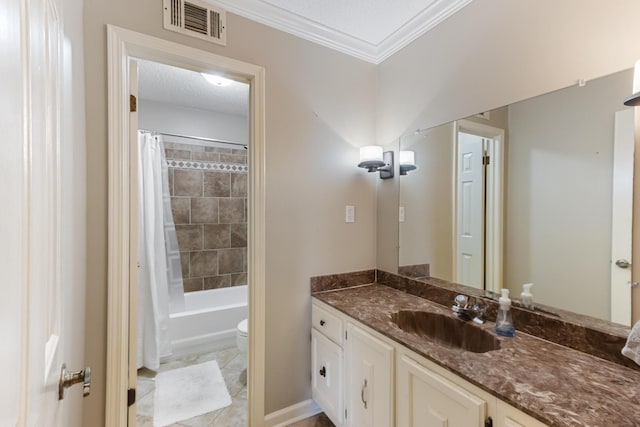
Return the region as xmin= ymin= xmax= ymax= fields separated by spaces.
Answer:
xmin=312 ymin=303 xmax=344 ymax=345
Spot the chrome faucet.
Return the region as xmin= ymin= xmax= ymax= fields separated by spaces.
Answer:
xmin=452 ymin=295 xmax=487 ymax=324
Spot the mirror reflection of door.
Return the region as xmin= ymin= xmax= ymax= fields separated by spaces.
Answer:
xmin=610 ymin=109 xmax=634 ymax=326
xmin=455 ymin=132 xmax=486 ymax=289
xmin=453 ymin=121 xmax=504 ymax=293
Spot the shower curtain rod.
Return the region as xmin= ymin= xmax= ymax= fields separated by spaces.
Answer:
xmin=140 ymin=129 xmax=247 ymax=148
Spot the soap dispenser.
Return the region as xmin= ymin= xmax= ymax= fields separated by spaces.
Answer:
xmin=495 ymin=289 xmax=515 ymax=337
xmin=520 ymin=283 xmax=534 ymax=310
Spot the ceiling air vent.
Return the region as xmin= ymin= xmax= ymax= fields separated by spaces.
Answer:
xmin=163 ymin=0 xmax=227 ymax=46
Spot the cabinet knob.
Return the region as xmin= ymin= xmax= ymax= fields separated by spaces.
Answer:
xmin=319 ymin=366 xmax=326 ymax=377
xmin=320 ymin=320 xmax=326 ymax=326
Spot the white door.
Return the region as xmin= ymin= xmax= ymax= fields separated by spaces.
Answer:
xmin=456 ymin=132 xmax=485 ymax=289
xmin=610 ymin=109 xmax=634 ymax=326
xmin=345 ymin=323 xmax=394 ymax=427
xmin=0 ymin=0 xmax=87 ymax=425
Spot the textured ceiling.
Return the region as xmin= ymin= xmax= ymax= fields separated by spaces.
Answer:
xmin=137 ymin=59 xmax=249 ymax=117
xmin=207 ymin=0 xmax=471 ymax=63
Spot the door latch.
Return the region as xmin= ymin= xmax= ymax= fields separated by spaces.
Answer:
xmin=615 ymin=259 xmax=631 ymax=269
xmin=58 ymin=364 xmax=91 ymax=400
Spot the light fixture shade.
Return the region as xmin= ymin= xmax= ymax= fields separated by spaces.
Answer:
xmin=358 ymin=145 xmax=385 ymax=171
xmin=399 ymin=150 xmax=415 ymax=166
xmin=399 ymin=150 xmax=417 ymax=175
xmin=624 ymin=59 xmax=640 ymax=106
xmin=201 ymin=73 xmax=233 ymax=87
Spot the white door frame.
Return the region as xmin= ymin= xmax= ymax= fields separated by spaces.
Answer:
xmin=452 ymin=119 xmax=504 ymax=293
xmin=611 ymin=108 xmax=634 ymax=326
xmin=106 ymin=25 xmax=266 ymax=426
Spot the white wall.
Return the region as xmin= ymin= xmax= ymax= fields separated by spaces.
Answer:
xmin=505 ymin=69 xmax=633 ymax=318
xmin=138 ymin=99 xmax=248 ymax=145
xmin=377 ymin=0 xmax=640 ymax=144
xmin=83 ymin=4 xmax=377 ymax=425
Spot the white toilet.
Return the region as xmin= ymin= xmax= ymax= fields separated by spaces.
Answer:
xmin=236 ymin=318 xmax=248 ymax=355
xmin=236 ymin=319 xmax=248 ymax=385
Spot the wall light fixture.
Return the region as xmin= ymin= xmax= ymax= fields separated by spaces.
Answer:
xmin=358 ymin=145 xmax=394 ymax=179
xmin=624 ymin=59 xmax=640 ymax=106
xmin=399 ymin=150 xmax=417 ymax=175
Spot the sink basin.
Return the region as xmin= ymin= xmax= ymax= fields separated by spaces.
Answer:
xmin=391 ymin=310 xmax=501 ymax=353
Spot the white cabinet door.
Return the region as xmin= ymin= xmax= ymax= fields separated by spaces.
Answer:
xmin=496 ymin=400 xmax=549 ymax=427
xmin=312 ymin=328 xmax=344 ymax=426
xmin=345 ymin=323 xmax=394 ymax=427
xmin=397 ymin=354 xmax=487 ymax=427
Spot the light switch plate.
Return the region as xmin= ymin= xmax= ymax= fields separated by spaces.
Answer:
xmin=345 ymin=205 xmax=355 ymax=223
xmin=399 ymin=206 xmax=405 ymax=222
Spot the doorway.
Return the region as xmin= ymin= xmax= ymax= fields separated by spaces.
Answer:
xmin=453 ymin=120 xmax=504 ymax=293
xmin=106 ymin=26 xmax=266 ymax=426
xmin=133 ymin=59 xmax=251 ymax=425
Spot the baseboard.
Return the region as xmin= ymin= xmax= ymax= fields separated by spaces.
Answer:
xmin=264 ymin=399 xmax=322 ymax=427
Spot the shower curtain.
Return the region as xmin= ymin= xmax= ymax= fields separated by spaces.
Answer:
xmin=137 ymin=131 xmax=185 ymax=370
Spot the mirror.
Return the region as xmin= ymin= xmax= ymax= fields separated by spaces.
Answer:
xmin=398 ymin=68 xmax=634 ymax=326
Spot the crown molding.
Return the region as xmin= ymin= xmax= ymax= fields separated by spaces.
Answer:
xmin=204 ymin=0 xmax=472 ymax=64
xmin=376 ymin=0 xmax=472 ymax=62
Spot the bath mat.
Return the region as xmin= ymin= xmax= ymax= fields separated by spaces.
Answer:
xmin=153 ymin=360 xmax=232 ymax=426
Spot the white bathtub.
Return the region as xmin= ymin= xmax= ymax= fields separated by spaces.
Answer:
xmin=168 ymin=285 xmax=248 ymax=355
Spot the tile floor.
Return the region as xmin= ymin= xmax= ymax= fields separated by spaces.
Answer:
xmin=136 ymin=346 xmax=247 ymax=426
xmin=135 ymin=346 xmax=334 ymax=427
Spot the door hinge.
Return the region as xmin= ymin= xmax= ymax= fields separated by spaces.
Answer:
xmin=345 ymin=330 xmax=348 ymax=340
xmin=345 ymin=408 xmax=347 ymax=419
xmin=127 ymin=388 xmax=136 ymax=407
xmin=130 ymin=94 xmax=137 ymax=112
xmin=483 ymin=155 xmax=490 ymax=165
xmin=485 ymin=416 xmax=493 ymax=427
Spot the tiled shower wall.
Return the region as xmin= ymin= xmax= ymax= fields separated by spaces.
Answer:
xmin=166 ymin=141 xmax=248 ymax=293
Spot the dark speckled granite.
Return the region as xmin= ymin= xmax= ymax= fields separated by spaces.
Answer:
xmin=310 ymin=269 xmax=375 ymax=293
xmin=377 ymin=270 xmax=638 ymax=370
xmin=398 ymin=263 xmax=430 ymax=278
xmin=313 ymin=284 xmax=640 ymax=427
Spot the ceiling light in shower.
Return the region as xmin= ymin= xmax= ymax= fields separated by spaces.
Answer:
xmin=202 ymin=73 xmax=233 ymax=87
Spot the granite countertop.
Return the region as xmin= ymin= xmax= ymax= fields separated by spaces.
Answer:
xmin=313 ymin=283 xmax=640 ymax=427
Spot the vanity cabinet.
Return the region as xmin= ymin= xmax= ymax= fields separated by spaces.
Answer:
xmin=345 ymin=323 xmax=394 ymax=427
xmin=312 ymin=301 xmax=394 ymax=427
xmin=311 ymin=299 xmax=549 ymax=427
